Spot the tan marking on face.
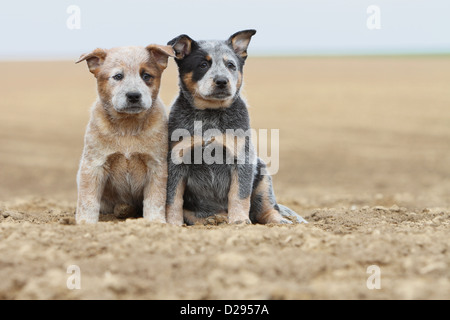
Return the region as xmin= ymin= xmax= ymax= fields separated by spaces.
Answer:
xmin=182 ymin=72 xmax=233 ymax=110
xmin=140 ymin=62 xmax=162 ymax=101
xmin=193 ymin=96 xmax=233 ymax=110
xmin=182 ymin=72 xmax=198 ymax=93
xmin=96 ymin=72 xmax=113 ymax=105
xmin=236 ymin=70 xmax=243 ymax=91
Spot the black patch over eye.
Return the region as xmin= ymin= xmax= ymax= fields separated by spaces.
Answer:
xmin=112 ymin=73 xmax=124 ymax=81
xmin=142 ymin=72 xmax=154 ymax=82
xmin=227 ymin=61 xmax=236 ymax=71
xmin=178 ymin=49 xmax=210 ymax=82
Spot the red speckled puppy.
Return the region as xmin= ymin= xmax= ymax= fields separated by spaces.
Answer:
xmin=75 ymin=45 xmax=174 ymax=224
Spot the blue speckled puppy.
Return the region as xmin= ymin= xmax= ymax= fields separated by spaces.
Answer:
xmin=166 ymin=30 xmax=307 ymax=226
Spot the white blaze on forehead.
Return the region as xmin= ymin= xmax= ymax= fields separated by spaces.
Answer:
xmin=199 ymin=41 xmax=238 ymax=64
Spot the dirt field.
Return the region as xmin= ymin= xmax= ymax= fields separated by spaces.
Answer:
xmin=0 ymin=57 xmax=449 ymax=300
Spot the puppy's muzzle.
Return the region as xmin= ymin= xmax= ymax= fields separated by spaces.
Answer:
xmin=214 ymin=76 xmax=229 ymax=89
xmin=126 ymin=92 xmax=142 ymax=103
xmin=210 ymin=76 xmax=231 ymax=99
xmin=116 ymin=91 xmax=146 ymax=114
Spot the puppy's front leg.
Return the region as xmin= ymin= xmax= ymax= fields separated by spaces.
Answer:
xmin=76 ymin=163 xmax=107 ymax=224
xmin=143 ymin=161 xmax=168 ymax=223
xmin=166 ymin=164 xmax=186 ymax=226
xmin=228 ymin=165 xmax=252 ymax=224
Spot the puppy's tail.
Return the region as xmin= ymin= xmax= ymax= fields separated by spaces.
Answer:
xmin=278 ymin=204 xmax=308 ymax=224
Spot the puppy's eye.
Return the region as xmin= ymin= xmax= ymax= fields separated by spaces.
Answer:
xmin=227 ymin=62 xmax=236 ymax=71
xmin=112 ymin=74 xmax=124 ymax=81
xmin=142 ymin=72 xmax=154 ymax=82
xmin=199 ymin=62 xmax=209 ymax=69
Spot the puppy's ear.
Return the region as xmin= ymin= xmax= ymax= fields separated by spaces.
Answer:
xmin=227 ymin=29 xmax=256 ymax=60
xmin=167 ymin=34 xmax=197 ymax=60
xmin=146 ymin=44 xmax=175 ymax=70
xmin=75 ymin=48 xmax=107 ymax=75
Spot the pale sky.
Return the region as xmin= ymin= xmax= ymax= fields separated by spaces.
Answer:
xmin=1 ymin=0 xmax=449 ymax=59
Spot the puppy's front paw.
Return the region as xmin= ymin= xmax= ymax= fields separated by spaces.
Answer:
xmin=75 ymin=211 xmax=99 ymax=224
xmin=228 ymin=216 xmax=251 ymax=225
xmin=144 ymin=214 xmax=167 ymax=224
xmin=143 ymin=206 xmax=167 ymax=224
xmin=167 ymin=212 xmax=184 ymax=226
xmin=167 ymin=218 xmax=183 ymax=226
xmin=258 ymin=209 xmax=292 ymax=225
xmin=279 ymin=217 xmax=293 ymax=225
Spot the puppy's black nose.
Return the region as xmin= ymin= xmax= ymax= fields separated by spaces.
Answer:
xmin=126 ymin=92 xmax=142 ymax=103
xmin=214 ymin=77 xmax=229 ymax=88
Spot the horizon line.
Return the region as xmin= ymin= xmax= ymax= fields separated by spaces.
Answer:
xmin=1 ymin=50 xmax=450 ymax=62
